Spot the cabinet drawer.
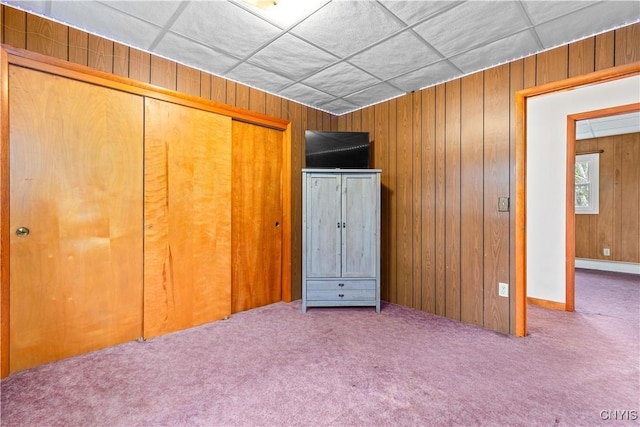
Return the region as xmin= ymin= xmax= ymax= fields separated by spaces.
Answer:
xmin=306 ymin=280 xmax=376 ymax=291
xmin=306 ymin=289 xmax=376 ymax=301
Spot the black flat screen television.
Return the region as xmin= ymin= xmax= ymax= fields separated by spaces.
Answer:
xmin=305 ymin=131 xmax=370 ymax=169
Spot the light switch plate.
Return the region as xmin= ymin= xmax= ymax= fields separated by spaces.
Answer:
xmin=498 ymin=197 xmax=510 ymax=212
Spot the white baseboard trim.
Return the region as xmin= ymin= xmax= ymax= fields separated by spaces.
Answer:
xmin=575 ymin=258 xmax=640 ymax=275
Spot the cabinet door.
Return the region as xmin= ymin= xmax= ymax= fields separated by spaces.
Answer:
xmin=9 ymin=65 xmax=144 ymax=373
xmin=305 ymin=174 xmax=341 ymax=278
xmin=341 ymin=174 xmax=379 ymax=278
xmin=144 ymin=98 xmax=232 ymax=339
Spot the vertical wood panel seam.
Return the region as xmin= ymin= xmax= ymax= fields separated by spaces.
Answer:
xmin=443 ymin=84 xmax=447 ymax=309
xmin=481 ymin=71 xmax=486 ymax=327
xmin=458 ymin=82 xmax=462 ymax=319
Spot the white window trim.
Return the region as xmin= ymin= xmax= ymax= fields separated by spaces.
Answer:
xmin=575 ymin=153 xmax=599 ymax=214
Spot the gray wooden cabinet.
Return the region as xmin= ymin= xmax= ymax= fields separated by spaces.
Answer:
xmin=302 ymin=169 xmax=381 ymax=313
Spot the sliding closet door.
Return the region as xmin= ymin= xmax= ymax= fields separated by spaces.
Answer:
xmin=9 ymin=65 xmax=144 ymax=373
xmin=144 ymin=98 xmax=232 ymax=338
xmin=231 ymin=121 xmax=283 ymax=313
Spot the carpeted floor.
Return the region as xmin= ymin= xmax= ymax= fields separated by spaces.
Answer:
xmin=1 ymin=269 xmax=638 ymax=426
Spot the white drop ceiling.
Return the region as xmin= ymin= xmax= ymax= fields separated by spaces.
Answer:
xmin=3 ymin=0 xmax=640 ymax=115
xmin=576 ymin=111 xmax=640 ymax=140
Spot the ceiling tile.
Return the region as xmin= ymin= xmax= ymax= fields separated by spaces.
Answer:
xmin=349 ymin=30 xmax=441 ymax=80
xmin=450 ymin=30 xmax=539 ymax=73
xmin=3 ymin=0 xmax=637 ymax=116
xmin=170 ymin=1 xmax=282 ymax=58
xmin=521 ymin=1 xmax=598 ymax=25
xmin=389 ymin=61 xmax=461 ymax=92
xmin=591 ymin=112 xmax=640 ymax=131
xmin=277 ymin=83 xmax=336 ymax=106
xmin=343 ymin=82 xmax=404 ymax=107
xmin=378 ymin=0 xmax=461 ymax=25
xmin=248 ymin=34 xmax=338 ymax=81
xmin=226 ymin=62 xmax=293 ymax=93
xmin=237 ymin=0 xmax=330 ymax=28
xmin=291 ymin=1 xmax=404 ymax=57
xmin=535 ymin=2 xmax=640 ymax=49
xmin=96 ymin=1 xmax=183 ymax=27
xmin=5 ymin=0 xmax=47 ymax=14
xmin=575 ymin=122 xmax=594 ymax=140
xmin=302 ymin=62 xmax=380 ymax=97
xmin=154 ymin=32 xmax=241 ymax=76
xmin=317 ymin=98 xmax=359 ymax=115
xmin=413 ymin=1 xmax=529 ymax=57
xmin=49 ymin=1 xmax=162 ymax=48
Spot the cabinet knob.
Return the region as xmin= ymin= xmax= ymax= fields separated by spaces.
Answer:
xmin=338 ymin=283 xmax=344 ymax=287
xmin=338 ymin=294 xmax=344 ymax=298
xmin=343 ymin=222 xmax=346 ymax=228
xmin=337 ymin=222 xmax=341 ymax=228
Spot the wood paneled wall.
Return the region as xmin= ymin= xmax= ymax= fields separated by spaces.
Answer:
xmin=2 ymin=5 xmax=637 ymax=334
xmin=339 ymin=24 xmax=639 ymax=334
xmin=575 ymin=133 xmax=640 ymax=263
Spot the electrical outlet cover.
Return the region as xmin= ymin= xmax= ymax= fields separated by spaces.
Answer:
xmin=498 ymin=282 xmax=509 ymax=297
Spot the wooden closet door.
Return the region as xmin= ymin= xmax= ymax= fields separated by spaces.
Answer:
xmin=9 ymin=65 xmax=144 ymax=373
xmin=231 ymin=121 xmax=283 ymax=313
xmin=144 ymin=98 xmax=232 ymax=338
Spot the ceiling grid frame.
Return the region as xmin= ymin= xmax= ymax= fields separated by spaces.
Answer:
xmin=2 ymin=0 xmax=638 ymax=115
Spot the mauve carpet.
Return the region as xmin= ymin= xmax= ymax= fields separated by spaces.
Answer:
xmin=1 ymin=269 xmax=638 ymax=426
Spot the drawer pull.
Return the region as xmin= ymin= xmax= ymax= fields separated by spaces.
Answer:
xmin=338 ymin=294 xmax=344 ymax=298
xmin=338 ymin=283 xmax=345 ymax=287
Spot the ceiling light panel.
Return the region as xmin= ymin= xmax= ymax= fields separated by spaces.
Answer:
xmin=534 ymin=2 xmax=640 ymax=49
xmin=291 ymin=1 xmax=404 ymax=57
xmin=238 ymin=0 xmax=329 ymax=28
xmin=349 ymin=30 xmax=441 ymax=80
xmin=169 ymin=1 xmax=282 ymax=58
xmin=247 ymin=33 xmax=339 ymax=80
xmin=378 ymin=0 xmax=461 ymax=25
xmin=413 ymin=1 xmax=530 ymax=57
xmin=302 ymin=61 xmax=380 ymax=97
xmin=49 ymin=1 xmax=162 ymax=48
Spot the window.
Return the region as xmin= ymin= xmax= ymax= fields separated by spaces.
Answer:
xmin=575 ymin=153 xmax=599 ymax=214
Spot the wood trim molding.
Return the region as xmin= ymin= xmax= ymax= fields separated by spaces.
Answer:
xmin=517 ymin=62 xmax=640 ymax=99
xmin=527 ymin=297 xmax=566 ymax=311
xmin=514 ymin=87 xmax=527 ymax=337
xmin=565 ymin=117 xmax=576 ymax=313
xmin=0 ymin=47 xmax=9 ymax=379
xmin=514 ymin=61 xmax=640 ymax=337
xmin=565 ymin=102 xmax=640 ymax=314
xmin=2 ymin=45 xmax=290 ymax=131
xmin=281 ymin=124 xmax=292 ymax=302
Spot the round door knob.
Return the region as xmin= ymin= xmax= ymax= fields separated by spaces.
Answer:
xmin=16 ymin=227 xmax=30 ymax=237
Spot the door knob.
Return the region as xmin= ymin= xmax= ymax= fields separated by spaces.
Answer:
xmin=16 ymin=227 xmax=30 ymax=237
